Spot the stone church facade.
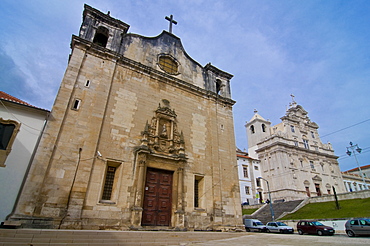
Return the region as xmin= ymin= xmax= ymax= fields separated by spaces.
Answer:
xmin=246 ymin=99 xmax=346 ymax=202
xmin=7 ymin=5 xmax=242 ymax=231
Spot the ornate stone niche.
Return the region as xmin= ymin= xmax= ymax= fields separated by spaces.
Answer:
xmin=139 ymin=99 xmax=185 ymax=159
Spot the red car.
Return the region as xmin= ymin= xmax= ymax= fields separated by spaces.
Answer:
xmin=297 ymin=220 xmax=335 ymax=236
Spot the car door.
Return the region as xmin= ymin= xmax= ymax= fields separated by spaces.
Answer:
xmin=348 ymin=219 xmax=360 ymax=235
xmin=268 ymin=222 xmax=277 ymax=232
xmin=307 ymin=222 xmax=316 ymax=234
xmin=358 ymin=219 xmax=370 ymax=235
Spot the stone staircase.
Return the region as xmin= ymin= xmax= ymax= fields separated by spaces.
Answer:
xmin=244 ymin=200 xmax=304 ymax=224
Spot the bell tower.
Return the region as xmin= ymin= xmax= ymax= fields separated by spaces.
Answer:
xmin=79 ymin=4 xmax=130 ymax=52
xmin=245 ymin=109 xmax=271 ymax=158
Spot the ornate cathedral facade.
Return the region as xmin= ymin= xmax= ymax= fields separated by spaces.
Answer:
xmin=246 ymin=99 xmax=346 ymax=202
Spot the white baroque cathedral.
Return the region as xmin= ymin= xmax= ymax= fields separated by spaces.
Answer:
xmin=246 ymin=98 xmax=346 ymax=202
xmin=6 ymin=5 xmax=243 ymax=231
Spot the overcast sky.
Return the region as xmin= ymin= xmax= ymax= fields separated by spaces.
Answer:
xmin=1 ymin=0 xmax=369 ymax=172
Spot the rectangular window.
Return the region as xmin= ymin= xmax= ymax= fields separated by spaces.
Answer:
xmin=311 ymin=131 xmax=315 ymax=138
xmin=290 ymin=125 xmax=295 ymax=133
xmin=72 ymin=99 xmax=81 ymax=110
xmin=254 ymin=166 xmax=259 ymax=170
xmin=194 ymin=175 xmax=204 ymax=208
xmin=303 ymin=139 xmax=309 ymax=149
xmin=243 ymin=166 xmax=248 ymax=178
xmin=0 ymin=119 xmax=20 ymax=167
xmin=245 ymin=186 xmax=250 ymax=195
xmin=294 ymin=141 xmax=298 ymax=147
xmin=101 ymin=166 xmax=116 ymax=200
xmin=0 ymin=123 xmax=15 ymax=150
xmin=100 ymin=161 xmax=122 ymax=203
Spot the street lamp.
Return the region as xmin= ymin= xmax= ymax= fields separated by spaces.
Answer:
xmin=257 ymin=177 xmax=275 ymax=221
xmin=346 ymin=142 xmax=367 ymax=189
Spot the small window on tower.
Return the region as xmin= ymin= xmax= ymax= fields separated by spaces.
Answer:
xmin=262 ymin=124 xmax=266 ymax=132
xmin=72 ymin=99 xmax=81 ymax=110
xmin=158 ymin=55 xmax=179 ymax=75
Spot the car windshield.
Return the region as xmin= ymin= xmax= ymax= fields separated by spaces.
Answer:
xmin=276 ymin=222 xmax=287 ymax=226
xmin=255 ymin=222 xmax=264 ymax=225
xmin=312 ymin=221 xmax=324 ymax=226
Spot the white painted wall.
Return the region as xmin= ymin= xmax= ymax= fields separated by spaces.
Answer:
xmin=0 ymin=103 xmax=48 ymax=222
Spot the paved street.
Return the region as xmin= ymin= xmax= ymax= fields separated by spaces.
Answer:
xmin=1 ymin=229 xmax=369 ymax=246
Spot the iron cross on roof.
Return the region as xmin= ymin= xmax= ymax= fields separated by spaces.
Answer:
xmin=165 ymin=15 xmax=177 ymax=34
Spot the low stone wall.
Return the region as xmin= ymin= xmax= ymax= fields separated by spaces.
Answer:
xmin=307 ymin=190 xmax=370 ymax=203
xmin=242 ymin=204 xmax=264 ymax=210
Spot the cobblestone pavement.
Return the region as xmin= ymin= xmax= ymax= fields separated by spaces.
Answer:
xmin=1 ymin=229 xmax=369 ymax=246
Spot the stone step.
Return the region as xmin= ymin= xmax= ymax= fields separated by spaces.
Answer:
xmin=0 ymin=229 xmax=246 ymax=246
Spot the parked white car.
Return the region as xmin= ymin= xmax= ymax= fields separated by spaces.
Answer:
xmin=265 ymin=221 xmax=294 ymax=233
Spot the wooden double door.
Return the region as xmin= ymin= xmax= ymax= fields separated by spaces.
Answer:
xmin=141 ymin=168 xmax=173 ymax=226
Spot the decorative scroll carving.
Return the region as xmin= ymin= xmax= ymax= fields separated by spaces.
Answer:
xmin=139 ymin=99 xmax=185 ymax=158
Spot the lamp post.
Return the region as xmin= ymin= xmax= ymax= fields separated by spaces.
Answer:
xmin=258 ymin=177 xmax=275 ymax=221
xmin=346 ymin=142 xmax=367 ymax=189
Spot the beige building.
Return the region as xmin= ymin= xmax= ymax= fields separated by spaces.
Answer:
xmin=246 ymin=99 xmax=346 ymax=202
xmin=7 ymin=5 xmax=242 ymax=231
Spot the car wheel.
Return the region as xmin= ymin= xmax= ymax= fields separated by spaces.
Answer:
xmin=317 ymin=230 xmax=323 ymax=236
xmin=245 ymin=228 xmax=250 ymax=232
xmin=346 ymin=230 xmax=355 ymax=237
xmin=266 ymin=229 xmax=270 ymax=233
xmin=298 ymin=229 xmax=303 ymax=235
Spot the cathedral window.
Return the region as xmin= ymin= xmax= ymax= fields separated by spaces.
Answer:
xmin=303 ymin=139 xmax=309 ymax=149
xmin=158 ymin=55 xmax=179 ymax=75
xmin=250 ymin=125 xmax=255 ymax=134
xmin=0 ymin=119 xmax=20 ymax=167
xmin=93 ymin=26 xmax=109 ymax=47
xmin=72 ymin=99 xmax=81 ymax=110
xmin=85 ymin=80 xmax=90 ymax=87
xmin=290 ymin=125 xmax=295 ymax=132
xmin=243 ymin=166 xmax=249 ymax=178
xmin=254 ymin=166 xmax=259 ymax=170
xmin=100 ymin=161 xmax=122 ymax=203
xmin=102 ymin=166 xmax=116 ymax=200
xmin=311 ymin=131 xmax=315 ymax=138
xmin=262 ymin=124 xmax=266 ymax=132
xmin=194 ymin=175 xmax=204 ymax=208
xmin=310 ymin=161 xmax=315 ymax=170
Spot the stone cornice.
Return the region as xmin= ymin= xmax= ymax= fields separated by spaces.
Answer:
xmin=255 ymin=140 xmax=338 ymax=159
xmin=83 ymin=4 xmax=130 ymax=31
xmin=71 ymin=35 xmax=236 ymax=107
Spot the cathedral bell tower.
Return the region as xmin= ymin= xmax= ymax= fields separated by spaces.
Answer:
xmin=245 ymin=110 xmax=271 ymax=158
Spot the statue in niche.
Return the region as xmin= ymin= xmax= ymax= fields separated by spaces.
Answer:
xmin=161 ymin=123 xmax=168 ymax=138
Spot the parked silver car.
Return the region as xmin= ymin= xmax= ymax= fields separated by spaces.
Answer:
xmin=265 ymin=221 xmax=294 ymax=233
xmin=345 ymin=218 xmax=370 ymax=237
